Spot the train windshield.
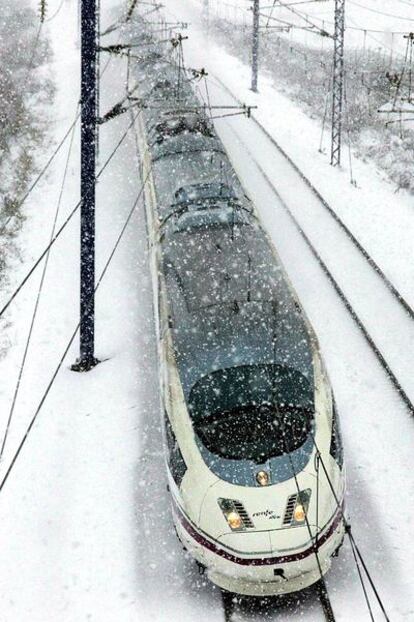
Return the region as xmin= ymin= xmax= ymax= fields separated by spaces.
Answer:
xmin=174 ymin=183 xmax=237 ymax=205
xmin=189 ymin=365 xmax=313 ymax=463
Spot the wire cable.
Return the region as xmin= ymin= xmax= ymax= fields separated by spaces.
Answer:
xmin=263 ymin=355 xmax=335 ymax=618
xmin=285 ymin=447 xmax=336 ymax=620
xmin=348 ymin=0 xmax=414 ymax=22
xmin=0 ymin=1 xmax=144 ymax=469
xmin=348 ymin=533 xmax=376 ymax=622
xmin=347 ymin=15 xmax=408 ymax=61
xmin=271 ymin=0 xmax=332 ymax=36
xmin=259 ymin=10 xmax=332 ymax=37
xmin=0 ymin=169 xmax=151 ymax=495
xmin=0 ymin=110 xmax=142 ymax=321
xmin=45 ymin=0 xmax=65 ymax=22
xmin=265 ymin=0 xmax=278 ymax=28
xmin=311 ymin=436 xmax=391 ymax=621
xmin=288 ymin=6 xmax=411 ymax=36
xmin=0 ymin=108 xmax=78 ymax=464
xmin=0 ymin=113 xmax=79 ymax=235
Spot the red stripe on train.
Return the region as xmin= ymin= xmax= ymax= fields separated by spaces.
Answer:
xmin=172 ymin=498 xmax=343 ymax=566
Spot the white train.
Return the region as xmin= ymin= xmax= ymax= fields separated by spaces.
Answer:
xmin=131 ymin=24 xmax=345 ymax=597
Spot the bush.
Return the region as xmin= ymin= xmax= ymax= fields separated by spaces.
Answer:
xmin=0 ymin=1 xmax=53 ymax=227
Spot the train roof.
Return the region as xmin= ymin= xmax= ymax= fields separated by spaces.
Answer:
xmin=151 ymin=132 xmax=223 ymax=164
xmin=163 ymin=222 xmax=314 ymax=399
xmin=151 ymin=141 xmax=250 ymax=219
xmin=130 ymin=24 xmax=316 ymax=410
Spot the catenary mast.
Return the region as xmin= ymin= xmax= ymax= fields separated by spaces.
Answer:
xmin=331 ymin=0 xmax=345 ymax=166
xmin=72 ymin=0 xmax=99 ymax=371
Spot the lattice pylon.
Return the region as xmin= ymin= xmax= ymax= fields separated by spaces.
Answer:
xmin=331 ymin=0 xmax=345 ymax=166
xmin=251 ymin=0 xmax=260 ymax=92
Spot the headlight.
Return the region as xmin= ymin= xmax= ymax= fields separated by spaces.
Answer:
xmin=293 ymin=503 xmax=306 ymax=523
xmin=284 ymin=489 xmax=311 ymax=526
xmin=227 ymin=511 xmax=242 ymax=530
xmin=218 ymin=498 xmax=245 ymax=531
xmin=256 ymin=470 xmax=270 ymax=486
xmin=292 ymin=489 xmax=311 ymax=525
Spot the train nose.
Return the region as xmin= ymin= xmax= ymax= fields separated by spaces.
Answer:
xmin=199 ymin=480 xmax=283 ymax=547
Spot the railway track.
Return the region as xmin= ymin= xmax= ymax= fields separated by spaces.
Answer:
xmin=208 ymin=75 xmax=414 ymax=418
xmin=213 ymin=77 xmax=414 ymax=322
xmin=221 ymin=580 xmax=336 ymax=621
xmin=315 ymin=580 xmax=336 ymax=622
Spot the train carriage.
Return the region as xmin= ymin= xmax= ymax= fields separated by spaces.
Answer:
xmin=131 ymin=23 xmax=345 ymax=596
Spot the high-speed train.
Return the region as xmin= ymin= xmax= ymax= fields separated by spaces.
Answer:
xmin=130 ymin=20 xmax=345 ymax=597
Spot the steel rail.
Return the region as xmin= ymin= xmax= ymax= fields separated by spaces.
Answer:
xmin=220 ymin=585 xmax=336 ymax=621
xmin=212 ymin=75 xmax=414 ymax=323
xmin=222 ymin=116 xmax=414 ymax=416
xmin=221 ymin=591 xmax=235 ymax=621
xmin=210 ymin=76 xmax=414 ymax=417
xmin=316 ymin=580 xmax=336 ymax=621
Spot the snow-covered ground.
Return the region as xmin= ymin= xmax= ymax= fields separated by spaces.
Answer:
xmin=1 ymin=0 xmax=414 ymax=620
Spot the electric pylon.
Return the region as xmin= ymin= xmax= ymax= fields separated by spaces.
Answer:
xmin=331 ymin=0 xmax=345 ymax=166
xmin=251 ymin=0 xmax=259 ymax=92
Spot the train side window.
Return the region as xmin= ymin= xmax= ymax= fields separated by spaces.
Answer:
xmin=164 ymin=411 xmax=187 ymax=487
xmin=330 ymin=400 xmax=344 ymax=469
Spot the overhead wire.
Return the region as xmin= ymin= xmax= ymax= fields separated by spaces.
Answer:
xmin=0 ymin=109 xmax=143 ymax=321
xmin=269 ymin=0 xmax=332 ymax=36
xmin=260 ymin=3 xmax=410 ymax=61
xmin=0 ymin=168 xmax=152 ymax=495
xmin=0 ymin=113 xmax=79 ymax=235
xmin=347 ymin=14 xmax=408 ymax=61
xmin=348 ymin=534 xmax=376 ymax=622
xmin=45 ymin=0 xmax=65 ymax=22
xmin=347 ymin=0 xmax=414 ymax=22
xmin=265 ymin=0 xmax=278 ymax=28
xmin=0 ymin=106 xmax=79 ymax=463
xmin=285 ymin=446 xmax=336 ymax=619
xmin=274 ymin=2 xmax=412 ymax=36
xmin=311 ymin=434 xmax=391 ymax=621
xmin=0 ymin=3 xmax=150 ymax=482
xmin=259 ymin=10 xmax=332 ymax=37
xmin=209 ymin=0 xmax=411 ymax=36
xmin=263 ymin=357 xmax=336 ymax=619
